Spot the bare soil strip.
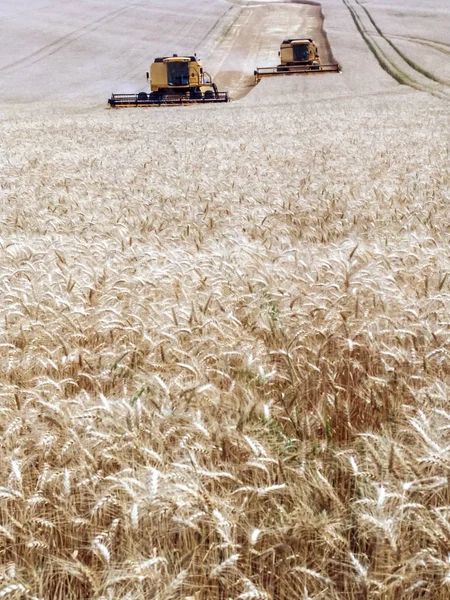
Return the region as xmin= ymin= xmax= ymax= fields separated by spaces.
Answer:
xmin=1 ymin=0 xmax=338 ymax=104
xmin=202 ymin=1 xmax=336 ymax=100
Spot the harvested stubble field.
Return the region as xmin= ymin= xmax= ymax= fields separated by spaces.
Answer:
xmin=1 ymin=1 xmax=450 ymax=599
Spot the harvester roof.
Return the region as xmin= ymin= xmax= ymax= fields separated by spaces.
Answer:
xmin=154 ymin=55 xmax=198 ymax=63
xmin=281 ymin=38 xmax=313 ymax=44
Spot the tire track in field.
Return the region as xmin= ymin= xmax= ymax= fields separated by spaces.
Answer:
xmin=179 ymin=3 xmax=232 ymax=59
xmin=0 ymin=0 xmax=73 ymax=23
xmin=343 ymin=0 xmax=450 ymax=101
xmin=0 ymin=2 xmax=135 ymax=73
xmin=389 ymin=34 xmax=450 ymax=57
xmin=354 ymin=0 xmax=450 ymax=87
xmin=193 ymin=4 xmax=238 ymax=54
xmin=103 ymin=2 xmax=235 ymax=93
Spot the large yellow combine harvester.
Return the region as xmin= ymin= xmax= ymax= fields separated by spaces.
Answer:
xmin=255 ymin=38 xmax=341 ymax=82
xmin=108 ymin=54 xmax=229 ymax=107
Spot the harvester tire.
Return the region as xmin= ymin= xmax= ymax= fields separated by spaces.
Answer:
xmin=137 ymin=92 xmax=148 ymax=101
xmin=190 ymin=88 xmax=203 ymax=100
xmin=204 ymin=90 xmax=215 ymax=99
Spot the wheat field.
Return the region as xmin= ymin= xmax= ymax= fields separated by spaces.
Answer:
xmin=1 ymin=0 xmax=450 ymax=598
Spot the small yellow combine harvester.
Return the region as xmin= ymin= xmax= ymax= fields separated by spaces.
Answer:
xmin=108 ymin=54 xmax=229 ymax=107
xmin=255 ymin=38 xmax=341 ymax=82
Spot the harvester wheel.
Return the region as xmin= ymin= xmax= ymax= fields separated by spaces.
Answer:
xmin=137 ymin=92 xmax=148 ymax=101
xmin=149 ymin=92 xmax=162 ymax=102
xmin=204 ymin=90 xmax=215 ymax=100
xmin=190 ymin=87 xmax=203 ymax=100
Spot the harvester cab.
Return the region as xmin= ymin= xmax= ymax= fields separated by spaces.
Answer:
xmin=108 ymin=55 xmax=229 ymax=108
xmin=254 ymin=38 xmax=341 ymax=82
xmin=147 ymin=55 xmax=218 ymax=99
xmin=279 ymin=39 xmax=321 ymax=69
